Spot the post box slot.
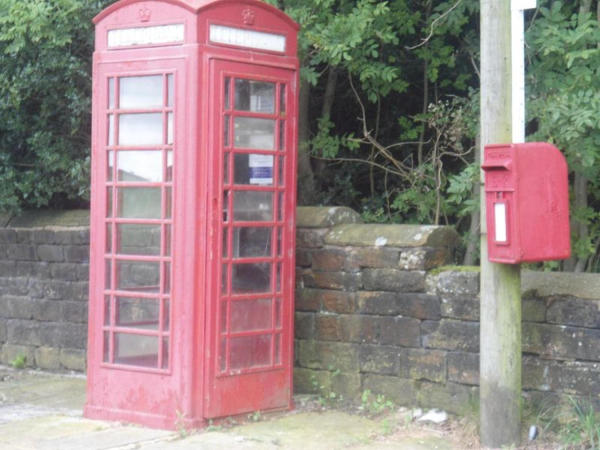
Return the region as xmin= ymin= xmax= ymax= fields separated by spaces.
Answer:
xmin=494 ymin=202 xmax=508 ymax=243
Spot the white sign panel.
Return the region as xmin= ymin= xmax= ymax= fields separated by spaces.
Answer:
xmin=108 ymin=24 xmax=184 ymax=48
xmin=210 ymin=25 xmax=286 ymax=53
xmin=249 ymin=154 xmax=274 ymax=185
xmin=511 ymin=0 xmax=536 ymax=10
xmin=494 ymin=203 xmax=508 ymax=243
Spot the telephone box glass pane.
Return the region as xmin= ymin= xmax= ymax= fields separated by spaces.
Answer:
xmin=163 ymin=262 xmax=171 ymax=295
xmin=117 ymin=151 xmax=163 ymax=182
xmin=278 ymin=156 xmax=284 ymax=186
xmin=274 ymin=334 xmax=281 ymax=365
xmin=118 ymin=188 xmax=161 ymax=219
xmin=234 ymin=117 xmax=275 ymax=150
xmin=117 ymin=224 xmax=161 ymax=256
xmin=114 ymin=333 xmax=158 ymax=368
xmin=107 ymin=115 xmax=115 ymax=146
xmin=234 ymin=154 xmax=274 ymax=186
xmin=235 ymin=80 xmax=275 ymax=113
xmin=279 ymin=85 xmax=286 ymax=115
xmin=167 ymin=112 xmax=173 ymax=145
xmin=104 ymin=296 xmax=111 ymax=326
xmin=233 ymin=191 xmax=273 ymax=222
xmin=108 ymin=78 xmax=115 ymax=109
xmin=103 ymin=332 xmax=110 ymax=363
xmin=163 ymin=300 xmax=170 ymax=331
xmin=229 ymin=334 xmax=271 ymax=370
xmin=167 ymin=74 xmax=174 ymax=108
xmin=279 ymin=120 xmax=285 ymax=151
xmin=165 ymin=224 xmax=172 ymax=256
xmin=106 ymin=224 xmax=112 ymax=254
xmin=232 ymin=263 xmax=272 ymax=294
xmin=107 ymin=151 xmax=114 ymax=181
xmin=116 ymin=297 xmax=159 ymax=330
xmin=119 ymin=75 xmax=163 ymax=109
xmin=119 ymin=114 xmax=163 ymax=146
xmin=230 ymin=298 xmax=272 ymax=332
xmin=166 ymin=151 xmax=173 ymax=182
xmin=233 ymin=227 xmax=272 ymax=258
xmin=116 ymin=260 xmax=160 ymax=293
xmin=162 ymin=338 xmax=169 ymax=370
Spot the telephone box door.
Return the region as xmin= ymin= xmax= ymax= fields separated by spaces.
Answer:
xmin=204 ymin=60 xmax=297 ymax=418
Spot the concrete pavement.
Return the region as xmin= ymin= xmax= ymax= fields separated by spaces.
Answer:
xmin=0 ymin=367 xmax=454 ymax=450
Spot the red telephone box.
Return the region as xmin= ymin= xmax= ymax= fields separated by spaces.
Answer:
xmin=85 ymin=0 xmax=299 ymax=429
xmin=482 ymin=143 xmax=570 ymax=264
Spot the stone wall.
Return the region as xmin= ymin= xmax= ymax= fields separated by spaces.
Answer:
xmin=0 ymin=211 xmax=90 ymax=371
xmin=1 ymin=207 xmax=600 ymax=413
xmin=294 ymin=207 xmax=600 ymax=413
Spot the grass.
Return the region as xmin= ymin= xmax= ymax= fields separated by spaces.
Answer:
xmin=10 ymin=354 xmax=26 ymax=369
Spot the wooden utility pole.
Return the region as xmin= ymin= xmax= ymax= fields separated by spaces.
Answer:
xmin=480 ymin=0 xmax=522 ymax=447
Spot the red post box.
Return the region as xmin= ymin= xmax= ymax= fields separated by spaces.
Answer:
xmin=482 ymin=143 xmax=570 ymax=264
xmin=85 ymin=0 xmax=299 ymax=429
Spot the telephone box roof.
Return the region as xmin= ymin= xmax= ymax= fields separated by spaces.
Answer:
xmin=93 ymin=0 xmax=299 ymax=29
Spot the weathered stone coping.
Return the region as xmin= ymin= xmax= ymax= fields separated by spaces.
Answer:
xmin=324 ymin=224 xmax=461 ymax=248
xmin=296 ymin=207 xmax=362 ymax=229
xmin=432 ymin=266 xmax=600 ymax=301
xmin=2 ymin=210 xmax=90 ymax=228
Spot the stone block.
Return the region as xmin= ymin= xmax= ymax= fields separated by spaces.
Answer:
xmin=6 ymin=244 xmax=36 ymax=261
xmin=8 ymin=320 xmax=43 ymax=346
xmin=297 ymin=340 xmax=360 ymax=372
xmin=293 ymin=367 xmax=331 ymax=394
xmin=32 ymin=229 xmax=56 ymax=244
xmin=296 ymin=248 xmax=312 ymax=267
xmin=356 ymin=291 xmax=398 ymax=316
xmin=296 ymin=229 xmax=328 ymax=248
xmin=0 ymin=278 xmax=30 ymax=296
xmin=0 ymin=296 xmax=37 ymax=320
xmin=64 ymin=245 xmax=89 ymax=263
xmin=399 ymin=248 xmax=452 ymax=271
xmin=2 ymin=344 xmax=36 ymax=367
xmin=421 ymin=320 xmax=480 ymax=353
xmin=331 ymin=372 xmax=362 ymax=399
xmin=76 ymin=264 xmax=90 ymax=281
xmin=39 ymin=323 xmax=88 ymax=349
xmin=35 ymin=347 xmax=61 ymax=370
xmin=338 ymin=315 xmax=362 ymax=343
xmin=351 ymin=247 xmax=400 ymax=269
xmin=362 ymin=374 xmax=418 ymax=405
xmin=363 ymin=269 xmax=426 ymax=293
xmin=0 ymin=321 xmax=7 ymax=343
xmin=314 ymin=315 xmax=341 ymax=341
xmin=16 ymin=261 xmax=51 ymax=279
xmin=37 ymin=245 xmax=64 ymax=262
xmin=54 ymin=228 xmax=90 ymax=245
xmin=419 ymin=382 xmax=477 ymax=415
xmin=295 ymin=312 xmax=315 ymax=340
xmin=311 ymin=271 xmax=362 ymax=291
xmin=396 ymin=294 xmax=441 ymax=320
xmin=523 ymin=298 xmax=546 ymax=323
xmin=437 ymin=270 xmax=480 ymax=295
xmin=523 ymin=322 xmax=600 ymax=361
xmin=558 ymin=360 xmax=600 ymax=397
xmin=62 ymin=301 xmax=88 ymax=324
xmin=321 ymin=290 xmax=358 ymax=314
xmin=296 ymin=207 xmax=363 ymax=228
xmin=50 ymin=263 xmax=80 ymax=282
xmin=295 ymin=288 xmax=322 ymax=312
xmin=0 ymin=228 xmax=16 ymax=244
xmin=0 ymin=261 xmax=17 ymax=277
xmin=41 ymin=280 xmax=88 ymax=301
xmin=324 ymin=224 xmax=461 ymax=248
xmin=359 ymin=345 xmax=400 ymax=375
xmin=15 ymin=229 xmax=34 ymax=244
xmin=32 ymin=301 xmax=63 ymax=322
xmin=60 ymin=348 xmax=86 ymax=371
xmin=448 ymin=352 xmax=480 ymax=386
xmin=311 ymin=248 xmax=347 ymax=272
xmin=546 ymin=296 xmax=600 ymax=329
xmin=399 ymin=348 xmax=447 ymax=383
xmin=360 ymin=316 xmax=420 ymax=347
xmin=522 ymin=357 xmax=561 ymax=392
xmin=440 ymin=295 xmax=480 ymax=321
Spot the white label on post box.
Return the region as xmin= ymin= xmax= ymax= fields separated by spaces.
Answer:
xmin=494 ymin=203 xmax=508 ymax=243
xmin=511 ymin=0 xmax=536 ymax=10
xmin=249 ymin=155 xmax=274 ymax=185
xmin=210 ymin=25 xmax=286 ymax=52
xmin=108 ymin=24 xmax=185 ymax=48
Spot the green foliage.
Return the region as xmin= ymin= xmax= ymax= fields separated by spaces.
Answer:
xmin=10 ymin=354 xmax=26 ymax=369
xmin=359 ymin=389 xmax=395 ymax=417
xmin=0 ymin=0 xmax=111 ymax=213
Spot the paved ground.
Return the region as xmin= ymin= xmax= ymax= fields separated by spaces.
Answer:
xmin=0 ymin=367 xmax=455 ymax=450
